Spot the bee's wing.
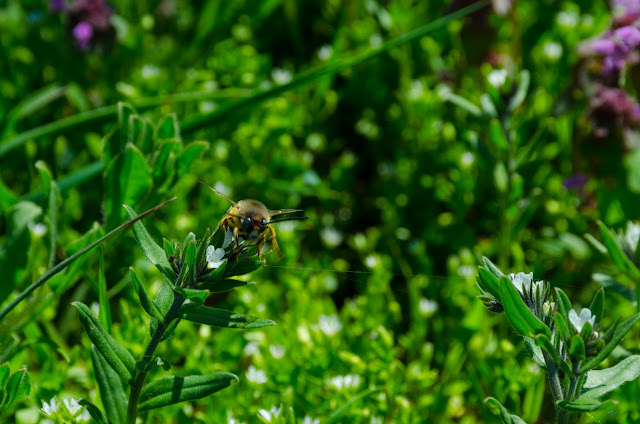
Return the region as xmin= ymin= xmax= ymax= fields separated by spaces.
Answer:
xmin=269 ymin=208 xmax=303 ymax=217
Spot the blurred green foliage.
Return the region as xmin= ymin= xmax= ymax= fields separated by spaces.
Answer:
xmin=1 ymin=0 xmax=640 ymax=423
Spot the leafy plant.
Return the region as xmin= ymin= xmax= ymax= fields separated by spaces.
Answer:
xmin=477 ymin=257 xmax=640 ymax=423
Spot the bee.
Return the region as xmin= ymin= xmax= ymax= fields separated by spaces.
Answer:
xmin=201 ymin=182 xmax=308 ymax=261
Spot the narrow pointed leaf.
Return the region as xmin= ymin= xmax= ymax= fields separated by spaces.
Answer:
xmin=130 ymin=267 xmax=164 ymax=321
xmin=73 ymin=302 xmax=135 ymax=383
xmin=581 ymin=355 xmax=640 ymax=399
xmin=589 ymin=288 xmax=605 ymax=325
xmin=500 ymin=276 xmax=551 ymax=338
xmin=124 ymin=204 xmax=174 ymax=282
xmin=325 ymin=387 xmax=384 ymax=424
xmin=554 ymin=313 xmax=571 ymax=343
xmin=484 ymin=397 xmax=527 ymax=424
xmin=598 ymin=221 xmax=640 ymax=280
xmin=556 ymin=398 xmax=616 ymax=412
xmin=583 ymin=313 xmax=640 ymax=372
xmin=1 ymin=369 xmax=29 ymax=413
xmin=585 ymin=233 xmax=607 ymax=255
xmin=482 ymin=257 xmax=503 ymax=278
xmin=477 ymin=267 xmax=501 ymax=300
xmin=98 ymin=247 xmax=112 ymax=334
xmin=138 ymin=373 xmax=238 ymax=411
xmin=570 ymin=335 xmax=586 ymax=361
xmin=555 ymin=288 xmax=572 ymax=320
xmin=223 ymin=258 xmax=263 ymax=278
xmin=533 ymin=334 xmax=574 ymax=377
xmin=91 ymin=346 xmax=127 ymax=424
xmin=173 ymin=288 xmax=209 ymax=306
xmin=156 ymin=113 xmax=180 ymax=140
xmin=179 ymin=303 xmax=275 ymax=329
xmin=200 ymin=278 xmax=255 ymax=293
xmin=78 ymin=398 xmax=107 ymax=424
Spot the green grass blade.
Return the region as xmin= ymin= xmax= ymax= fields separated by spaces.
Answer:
xmin=0 ymin=197 xmax=176 ymax=323
xmin=325 ymin=387 xmax=384 ymax=424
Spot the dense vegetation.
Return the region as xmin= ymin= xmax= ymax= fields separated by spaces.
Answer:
xmin=1 ymin=0 xmax=640 ymax=422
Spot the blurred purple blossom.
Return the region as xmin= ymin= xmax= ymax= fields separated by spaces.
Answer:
xmin=590 ymin=25 xmax=640 ymax=77
xmin=563 ymin=174 xmax=588 ymax=191
xmin=48 ymin=0 xmax=66 ymax=12
xmin=612 ymin=0 xmax=640 ymax=26
xmin=589 ymin=85 xmax=640 ymax=137
xmin=72 ymin=22 xmax=93 ymax=50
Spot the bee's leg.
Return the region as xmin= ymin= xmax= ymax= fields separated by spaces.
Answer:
xmin=210 ymin=218 xmax=228 ymax=241
xmin=257 ymin=240 xmax=265 ymax=265
xmin=268 ymin=225 xmax=283 ymax=257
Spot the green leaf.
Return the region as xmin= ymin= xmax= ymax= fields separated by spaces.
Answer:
xmin=223 ymin=258 xmax=263 ymax=279
xmin=533 ymin=334 xmax=574 ymax=377
xmin=583 ymin=313 xmax=640 ymax=372
xmin=0 ymin=364 xmax=9 ymax=387
xmin=500 ymin=276 xmax=551 ymax=338
xmin=476 ymin=267 xmax=501 ymax=300
xmin=185 ymin=240 xmax=197 ymax=274
xmin=176 ymin=141 xmax=209 ymax=177
xmin=151 ymin=139 xmax=180 ymax=180
xmin=179 ymin=303 xmax=276 ymax=329
xmin=585 ymin=233 xmax=608 ymax=255
xmin=130 ymin=267 xmax=164 ymax=321
xmin=489 ymin=119 xmax=508 ymax=150
xmin=104 ymin=144 xmax=152 ymax=230
xmin=150 ymin=282 xmax=180 ymax=341
xmin=598 ymin=221 xmax=640 ymax=280
xmin=589 ymin=288 xmax=605 ymax=325
xmin=156 ymin=113 xmax=181 ymax=140
xmin=0 ymin=198 xmax=175 ymax=323
xmin=118 ymin=102 xmax=137 ymax=146
xmin=507 ymin=69 xmax=529 ymax=113
xmin=91 ymin=346 xmax=127 ymax=424
xmin=484 ymin=397 xmax=527 ymax=424
xmin=98 ymin=247 xmax=112 ymax=334
xmin=553 ymin=312 xmax=571 ymax=343
xmin=555 ymin=288 xmax=572 ymax=327
xmin=163 ymin=238 xmax=175 ymax=259
xmin=138 ymin=373 xmax=238 ymax=412
xmin=78 ymin=398 xmax=107 ymax=424
xmin=438 ymin=87 xmax=482 ymax=116
xmin=482 ymin=257 xmax=504 ymax=278
xmin=0 ymin=369 xmax=29 ymax=413
xmin=556 ymin=398 xmax=616 ymax=412
xmin=570 ymin=335 xmax=586 ymax=361
xmin=581 ymin=355 xmax=640 ymax=399
xmin=124 ymin=205 xmax=175 ymax=282
xmin=201 ymin=278 xmax=256 ymax=293
xmin=73 ymin=302 xmax=135 ymax=383
xmin=173 ymin=288 xmax=209 ymax=306
xmin=523 ymin=337 xmax=545 ymax=368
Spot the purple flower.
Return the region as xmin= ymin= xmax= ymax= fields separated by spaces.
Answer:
xmin=589 ymin=85 xmax=640 ymax=136
xmin=72 ymin=22 xmax=93 ymax=50
xmin=612 ymin=0 xmax=640 ymax=26
xmin=589 ymin=26 xmax=640 ymax=77
xmin=48 ymin=0 xmax=66 ymax=12
xmin=563 ymin=174 xmax=588 ymax=191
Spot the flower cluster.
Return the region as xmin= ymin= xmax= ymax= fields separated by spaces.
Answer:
xmin=41 ymin=397 xmax=91 ymax=422
xmin=579 ymin=0 xmax=640 ymax=137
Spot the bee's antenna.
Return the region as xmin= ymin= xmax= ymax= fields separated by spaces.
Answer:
xmin=198 ymin=180 xmax=236 ymax=206
xmin=269 ymin=216 xmax=310 ymax=224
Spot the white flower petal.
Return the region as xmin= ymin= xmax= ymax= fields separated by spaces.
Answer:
xmin=223 ymin=231 xmax=234 ymax=248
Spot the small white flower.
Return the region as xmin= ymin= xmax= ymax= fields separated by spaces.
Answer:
xmin=509 ymin=272 xmax=534 ymax=293
xmin=41 ymin=397 xmax=59 ymax=416
xmin=206 ymin=245 xmax=226 ymax=269
xmin=223 ymin=230 xmax=234 ymax=249
xmin=257 ymin=405 xmax=282 ymax=422
xmin=568 ymin=308 xmax=596 ymax=332
xmin=63 ymin=398 xmax=82 ymax=416
xmin=419 ymin=298 xmax=438 ymax=315
xmin=246 ymin=365 xmax=268 ymax=384
xmin=301 ymin=417 xmax=320 ymax=424
xmin=318 ymin=314 xmax=342 ymax=336
xmin=269 ymin=344 xmax=286 ymax=359
xmin=328 ymin=374 xmax=361 ymax=390
xmin=76 ymin=409 xmax=91 ymax=422
xmin=488 ymin=69 xmax=508 ymax=88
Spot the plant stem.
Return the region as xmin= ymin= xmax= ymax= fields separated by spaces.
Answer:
xmin=125 ymin=292 xmax=185 ymax=424
xmin=542 ymin=351 xmax=567 ymax=424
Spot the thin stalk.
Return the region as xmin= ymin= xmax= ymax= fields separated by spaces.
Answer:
xmin=565 ymin=361 xmax=582 ymax=402
xmin=542 ymin=350 xmax=567 ymax=424
xmin=126 ymin=293 xmax=185 ymax=424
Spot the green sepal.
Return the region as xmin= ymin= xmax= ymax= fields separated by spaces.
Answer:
xmin=130 ymin=267 xmax=164 ymax=321
xmin=583 ymin=313 xmax=640 ymax=372
xmin=555 ymin=288 xmax=572 ymax=322
xmin=482 ymin=257 xmax=503 ymax=279
xmin=476 ymin=267 xmax=501 ymax=301
xmin=554 ymin=312 xmax=571 ymax=344
xmin=179 ymin=303 xmax=276 ymax=329
xmin=589 ymin=288 xmax=605 ymax=325
xmin=163 ymin=238 xmax=175 ymax=260
xmin=484 ymin=397 xmax=527 ymax=424
xmin=138 ymin=373 xmax=238 ymax=412
xmin=73 ymin=302 xmax=135 ymax=384
xmin=570 ymin=335 xmax=586 ymax=361
xmin=580 ymin=321 xmax=593 ymax=342
xmin=500 ymin=276 xmax=551 ymax=338
xmin=556 ymin=398 xmax=616 ymax=413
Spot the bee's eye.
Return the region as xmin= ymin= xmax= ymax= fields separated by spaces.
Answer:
xmin=242 ymin=217 xmax=253 ymax=231
xmin=261 ymin=218 xmax=267 ymax=227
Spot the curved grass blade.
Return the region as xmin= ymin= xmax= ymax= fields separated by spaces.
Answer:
xmin=180 ymin=0 xmax=490 ymax=134
xmin=138 ymin=373 xmax=238 ymax=412
xmin=325 ymin=387 xmax=384 ymax=424
xmin=0 ymin=197 xmax=176 ymax=323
